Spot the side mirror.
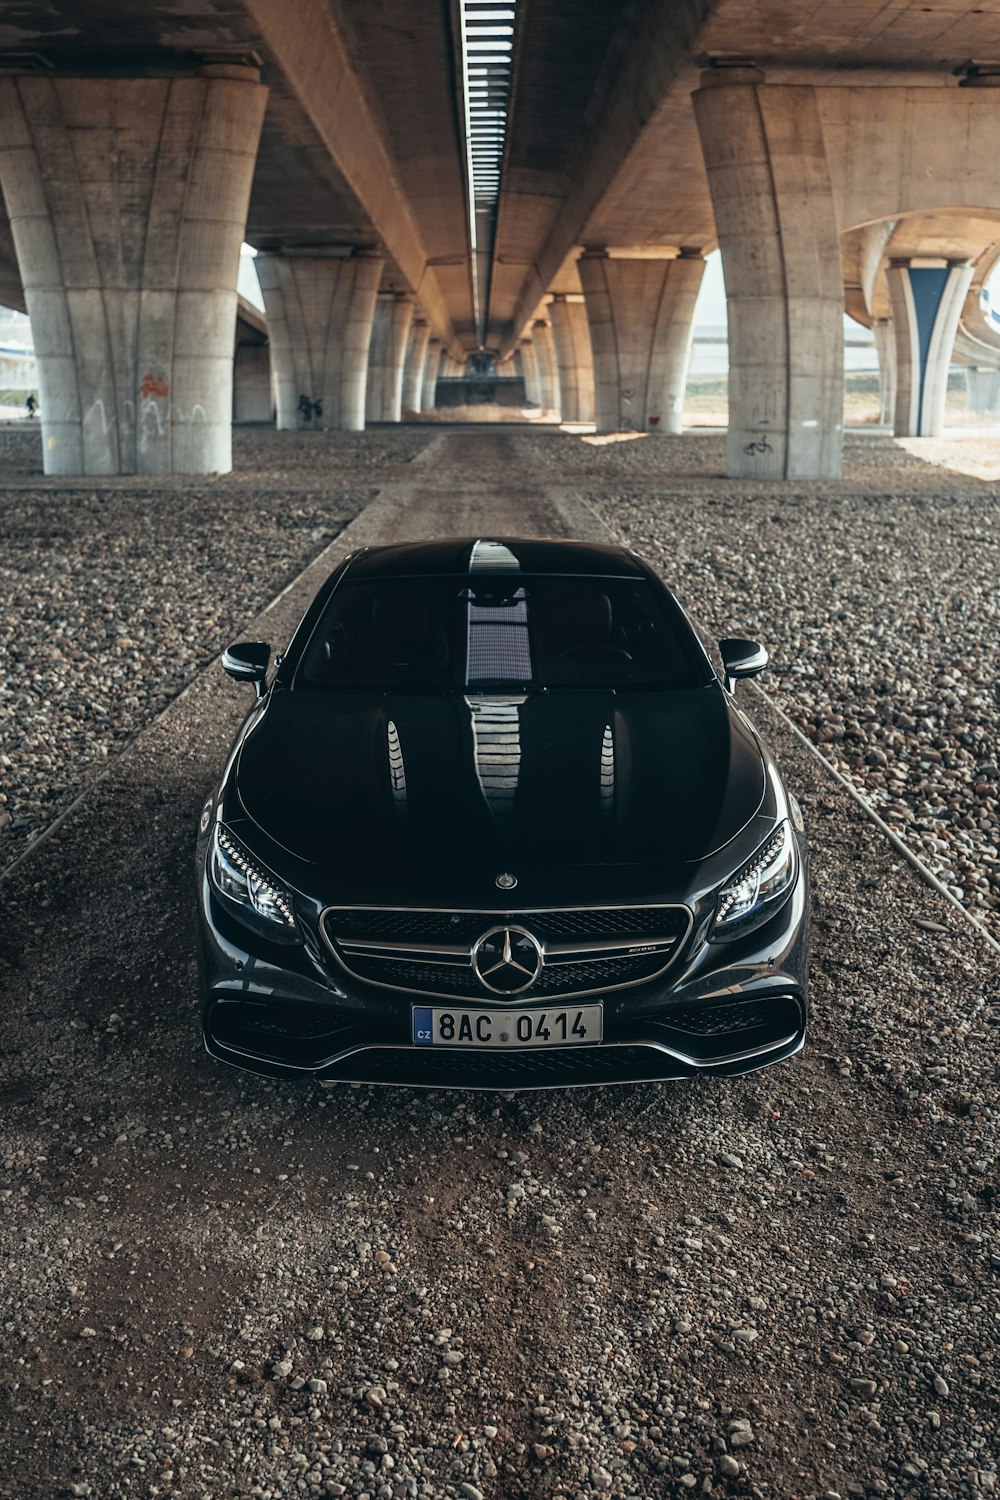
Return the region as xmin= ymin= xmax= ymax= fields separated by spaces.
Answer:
xmin=222 ymin=641 xmax=271 ymax=698
xmin=720 ymin=637 xmax=768 ymax=693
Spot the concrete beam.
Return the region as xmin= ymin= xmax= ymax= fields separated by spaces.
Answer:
xmin=0 ymin=66 xmax=267 ymax=476
xmin=256 ymin=249 xmax=382 ymax=431
xmin=694 ymin=71 xmax=844 ymax=481
xmin=242 ymin=0 xmax=458 ymax=352
xmin=578 ymin=250 xmax=704 ymax=435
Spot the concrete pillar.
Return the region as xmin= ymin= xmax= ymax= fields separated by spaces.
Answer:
xmin=872 ymin=318 xmax=896 ymax=427
xmin=421 ymin=340 xmax=443 ymax=411
xmin=531 ymin=319 xmax=561 ymax=414
xmin=577 ymin=250 xmax=705 ymax=434
xmin=365 ymin=293 xmax=415 ymax=422
xmin=0 ymin=67 xmax=267 ymax=476
xmin=255 ymin=249 xmax=382 ymax=431
xmin=233 ymin=344 xmax=272 ymax=424
xmin=519 ymin=339 xmax=540 ymax=405
xmin=402 ymin=318 xmax=431 ymax=413
xmin=693 ymin=68 xmax=844 ymax=479
xmin=965 ymin=366 xmax=1000 ymax=414
xmin=549 ymin=294 xmax=595 ymax=423
xmin=885 ymin=260 xmax=974 ymax=437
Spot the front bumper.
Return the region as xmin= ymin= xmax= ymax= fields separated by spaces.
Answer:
xmin=197 ymin=862 xmax=809 ymax=1091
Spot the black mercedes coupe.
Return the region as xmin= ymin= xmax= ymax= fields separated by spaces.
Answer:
xmin=196 ymin=537 xmax=809 ymax=1088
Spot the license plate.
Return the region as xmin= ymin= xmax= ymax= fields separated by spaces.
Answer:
xmin=412 ymin=1004 xmax=603 ymax=1049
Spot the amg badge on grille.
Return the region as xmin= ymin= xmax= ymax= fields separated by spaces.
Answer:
xmin=496 ymin=872 xmax=517 ymax=890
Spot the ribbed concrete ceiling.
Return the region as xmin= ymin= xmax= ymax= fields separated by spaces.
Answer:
xmin=1 ymin=1 xmax=999 ymax=352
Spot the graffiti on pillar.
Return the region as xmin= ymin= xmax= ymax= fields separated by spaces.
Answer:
xmin=743 ymin=435 xmax=773 ymax=456
xmin=648 ymin=415 xmax=660 ymax=427
xmin=139 ymin=398 xmax=165 ymax=439
xmin=298 ymin=394 xmax=324 ymax=424
xmin=139 ymin=374 xmax=169 ymax=399
xmin=84 ymin=397 xmax=116 ymax=469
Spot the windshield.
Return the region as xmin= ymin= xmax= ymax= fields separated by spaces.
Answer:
xmin=295 ymin=574 xmax=708 ymax=692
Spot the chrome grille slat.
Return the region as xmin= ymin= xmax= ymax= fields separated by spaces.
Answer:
xmin=321 ymin=904 xmax=692 ymax=1000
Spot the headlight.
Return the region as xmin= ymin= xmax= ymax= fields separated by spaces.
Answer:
xmin=712 ymin=821 xmax=796 ymax=939
xmin=209 ymin=825 xmax=299 ymax=942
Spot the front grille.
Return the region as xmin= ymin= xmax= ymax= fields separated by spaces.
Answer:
xmin=322 ymin=904 xmax=691 ymax=1000
xmin=329 ymin=905 xmax=686 ymax=948
xmin=332 ymin=1045 xmax=683 ymax=1088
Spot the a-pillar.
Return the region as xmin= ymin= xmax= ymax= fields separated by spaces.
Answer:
xmin=872 ymin=318 xmax=896 ymax=427
xmin=549 ymin=294 xmax=595 ymax=423
xmin=531 ymin=320 xmax=561 ymax=414
xmin=0 ymin=66 xmax=267 ymax=475
xmin=577 ymin=250 xmax=705 ymax=434
xmin=255 ymin=249 xmax=382 ymax=431
xmin=885 ymin=260 xmax=974 ymax=437
xmin=421 ymin=340 xmax=443 ymax=411
xmin=365 ymin=293 xmax=415 ymax=422
xmin=519 ymin=339 xmax=540 ymax=405
xmin=693 ymin=67 xmax=844 ymax=479
xmin=402 ymin=318 xmax=431 ymax=413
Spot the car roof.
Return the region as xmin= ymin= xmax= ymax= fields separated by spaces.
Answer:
xmin=343 ymin=537 xmax=648 ymax=580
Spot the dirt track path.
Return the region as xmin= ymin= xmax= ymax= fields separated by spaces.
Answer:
xmin=0 ymin=431 xmax=996 ymax=1500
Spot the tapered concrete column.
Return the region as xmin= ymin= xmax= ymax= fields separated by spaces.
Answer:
xmin=885 ymin=260 xmax=974 ymax=437
xmin=531 ymin=320 xmax=561 ymax=414
xmin=966 ymin=366 xmax=1000 ymax=414
xmin=577 ymin=250 xmax=705 ymax=434
xmin=872 ymin=318 xmax=896 ymax=426
xmin=365 ymin=293 xmax=415 ymax=422
xmin=255 ymin=249 xmax=382 ymax=431
xmin=421 ymin=340 xmax=443 ymax=411
xmin=549 ymin=294 xmax=595 ymax=423
xmin=402 ymin=318 xmax=431 ymax=412
xmin=519 ymin=340 xmax=540 ymax=405
xmin=693 ymin=69 xmax=844 ymax=479
xmin=0 ymin=67 xmax=267 ymax=476
xmin=233 ymin=344 xmax=272 ymax=424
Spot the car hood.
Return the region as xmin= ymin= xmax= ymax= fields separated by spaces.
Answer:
xmin=235 ymin=686 xmax=765 ymax=871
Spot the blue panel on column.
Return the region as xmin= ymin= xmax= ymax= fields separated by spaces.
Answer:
xmin=908 ymin=268 xmax=949 ymax=435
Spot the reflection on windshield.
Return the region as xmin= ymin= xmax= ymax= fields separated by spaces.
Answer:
xmin=466 ymin=587 xmax=532 ymax=685
xmin=297 ymin=573 xmax=705 ymax=692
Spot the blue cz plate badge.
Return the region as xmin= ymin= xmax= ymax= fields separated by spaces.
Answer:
xmin=412 ymin=1004 xmax=603 ymax=1049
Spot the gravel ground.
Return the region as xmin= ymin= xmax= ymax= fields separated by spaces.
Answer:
xmin=516 ymin=431 xmax=1000 ymax=938
xmin=0 ymin=427 xmax=435 ymax=867
xmin=0 ymin=430 xmax=996 ymax=1499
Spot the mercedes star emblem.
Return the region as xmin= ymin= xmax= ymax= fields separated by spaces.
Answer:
xmin=472 ymin=925 xmax=543 ymax=996
xmin=496 ymin=872 xmax=517 ymax=890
